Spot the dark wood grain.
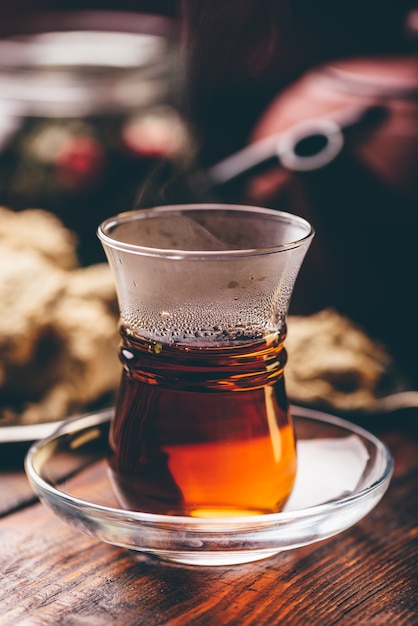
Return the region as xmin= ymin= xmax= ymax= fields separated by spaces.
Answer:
xmin=0 ymin=443 xmax=39 ymax=516
xmin=0 ymin=414 xmax=417 ymax=626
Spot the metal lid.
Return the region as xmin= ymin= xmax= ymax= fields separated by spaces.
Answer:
xmin=320 ymin=57 xmax=418 ymax=100
xmin=0 ymin=11 xmax=176 ymax=116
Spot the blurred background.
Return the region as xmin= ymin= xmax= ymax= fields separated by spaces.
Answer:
xmin=0 ymin=0 xmax=417 ymax=423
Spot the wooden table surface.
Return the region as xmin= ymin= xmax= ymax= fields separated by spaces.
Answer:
xmin=0 ymin=410 xmax=417 ymax=626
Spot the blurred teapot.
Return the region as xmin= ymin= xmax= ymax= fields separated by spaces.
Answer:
xmin=206 ymin=53 xmax=418 ymax=385
xmin=246 ymin=55 xmax=418 ymax=201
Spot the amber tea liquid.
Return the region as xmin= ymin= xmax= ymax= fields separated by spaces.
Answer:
xmin=108 ymin=326 xmax=296 ymax=518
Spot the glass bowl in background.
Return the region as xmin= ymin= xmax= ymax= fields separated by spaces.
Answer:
xmin=0 ymin=11 xmax=191 ymax=265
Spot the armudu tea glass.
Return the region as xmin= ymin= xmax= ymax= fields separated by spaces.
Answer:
xmin=97 ymin=204 xmax=314 ymax=518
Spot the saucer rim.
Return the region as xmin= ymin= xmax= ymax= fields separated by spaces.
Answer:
xmin=24 ymin=404 xmax=394 ymax=527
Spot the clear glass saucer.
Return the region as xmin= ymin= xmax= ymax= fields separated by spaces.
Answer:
xmin=24 ymin=405 xmax=393 ymax=566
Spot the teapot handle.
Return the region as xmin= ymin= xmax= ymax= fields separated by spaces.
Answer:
xmin=206 ymin=104 xmax=387 ymax=189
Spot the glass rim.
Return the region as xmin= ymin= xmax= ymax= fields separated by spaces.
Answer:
xmin=97 ymin=203 xmax=315 ymax=259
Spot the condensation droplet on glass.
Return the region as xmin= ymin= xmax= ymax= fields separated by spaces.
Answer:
xmin=121 ymin=348 xmax=134 ymax=360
